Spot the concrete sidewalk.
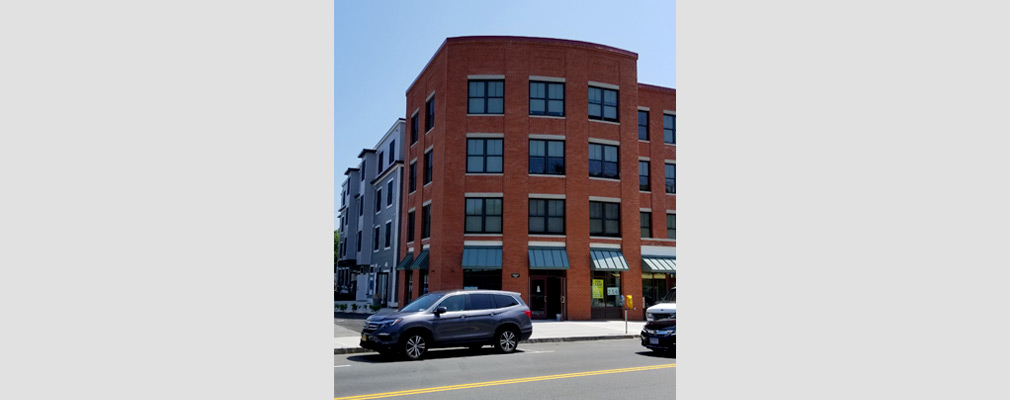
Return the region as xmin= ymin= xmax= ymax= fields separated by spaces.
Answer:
xmin=335 ymin=319 xmax=646 ymax=354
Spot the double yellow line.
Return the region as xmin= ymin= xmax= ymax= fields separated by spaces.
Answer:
xmin=334 ymin=363 xmax=675 ymax=400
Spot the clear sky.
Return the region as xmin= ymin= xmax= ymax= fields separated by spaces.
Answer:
xmin=335 ymin=0 xmax=676 ymax=227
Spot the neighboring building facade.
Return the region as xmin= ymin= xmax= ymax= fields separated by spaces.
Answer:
xmin=337 ymin=119 xmax=406 ymax=306
xmin=397 ymin=36 xmax=676 ymax=320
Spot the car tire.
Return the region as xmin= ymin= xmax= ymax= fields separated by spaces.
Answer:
xmin=401 ymin=332 xmax=428 ymax=360
xmin=494 ymin=328 xmax=519 ymax=354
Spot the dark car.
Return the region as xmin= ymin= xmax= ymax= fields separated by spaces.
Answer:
xmin=641 ymin=319 xmax=676 ymax=354
xmin=359 ymin=290 xmax=534 ymax=360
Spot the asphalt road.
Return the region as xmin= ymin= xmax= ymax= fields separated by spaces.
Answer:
xmin=333 ymin=338 xmax=675 ymax=400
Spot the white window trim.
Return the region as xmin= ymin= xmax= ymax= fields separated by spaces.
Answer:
xmin=667 ymin=210 xmax=677 ymax=214
xmin=639 ymin=156 xmax=650 ymax=161
xmin=589 ymin=196 xmax=621 ymax=203
xmin=467 ymin=114 xmax=505 ymax=117
xmin=588 ymin=138 xmax=620 ymax=146
xmin=530 ymin=174 xmax=566 ymax=178
xmin=589 ymin=177 xmax=621 ymax=183
xmin=642 ymin=245 xmax=676 ymax=257
xmin=588 ymin=81 xmax=620 ymax=90
xmin=640 ymin=208 xmax=652 ymax=212
xmin=529 ymin=193 xmax=565 ymax=199
xmin=663 ymin=110 xmax=676 ymax=115
xmin=529 ymin=115 xmax=566 ymax=120
xmin=408 ymin=207 xmax=416 ymax=213
xmin=422 ymin=200 xmax=432 ymax=206
xmin=589 ymin=242 xmax=622 ymax=248
xmin=666 ymin=159 xmax=677 ymax=164
xmin=424 ymin=145 xmax=433 ymax=154
xmin=422 ymin=243 xmax=430 ymax=250
xmin=589 ymin=119 xmax=621 ymax=126
xmin=466 ymin=133 xmax=505 ymax=138
xmin=529 ymin=75 xmax=565 ymax=82
xmin=426 ymin=91 xmax=435 ymax=101
xmin=411 ymin=108 xmax=419 ymax=118
xmin=464 ymin=240 xmax=503 ymax=246
xmin=528 ymin=238 xmax=566 ymax=244
xmin=465 ymin=192 xmax=504 ymax=197
xmin=638 ymin=106 xmax=650 ymax=111
xmin=466 ymin=173 xmax=504 ymax=176
xmin=529 ymin=134 xmax=565 ymax=140
xmin=468 ymin=74 xmax=505 ymax=80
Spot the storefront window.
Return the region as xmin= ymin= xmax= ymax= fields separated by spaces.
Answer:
xmin=642 ymin=272 xmax=670 ymax=309
xmin=463 ymin=270 xmax=502 ymax=290
xmin=590 ymin=271 xmax=622 ymax=308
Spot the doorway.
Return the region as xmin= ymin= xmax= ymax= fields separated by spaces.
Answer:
xmin=529 ymin=271 xmax=566 ymax=320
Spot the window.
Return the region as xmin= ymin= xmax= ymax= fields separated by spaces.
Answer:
xmin=468 ymin=80 xmax=504 ymax=114
xmin=358 ymin=197 xmax=362 ymax=216
xmin=373 ymin=226 xmax=380 ymax=251
xmin=638 ymin=111 xmax=649 ymax=140
xmin=664 ymin=114 xmax=675 ymax=144
xmin=530 ymin=81 xmax=564 ymax=116
xmin=424 ymin=151 xmax=432 ymax=185
xmin=407 ymin=211 xmax=415 ymax=242
xmin=529 ymin=199 xmax=565 ymax=234
xmin=409 ymin=162 xmax=416 ymax=192
xmin=386 ymin=181 xmax=393 ymax=206
xmin=588 ymin=87 xmax=618 ymax=122
xmin=589 ymin=201 xmax=620 ymax=237
xmin=388 ymin=140 xmax=395 ymax=163
xmin=422 ymin=204 xmax=431 ymax=239
xmin=425 ymin=98 xmax=434 ymax=131
xmin=665 ymin=163 xmax=676 ymax=194
xmin=529 ymin=139 xmax=565 ymax=175
xmin=588 ymin=143 xmax=619 ymax=179
xmin=360 ymin=161 xmax=365 ymax=181
xmin=377 ymin=152 xmax=384 ymax=174
xmin=375 ymin=188 xmax=382 ymax=213
xmin=466 ymin=138 xmax=503 ymax=173
xmin=384 ymin=221 xmax=392 ymax=248
xmin=639 ymin=161 xmax=650 ymax=191
xmin=492 ymin=294 xmax=519 ymax=308
xmin=465 ymin=198 xmax=503 ymax=234
xmin=667 ymin=214 xmax=676 ymax=239
xmin=356 ymin=230 xmax=361 ymax=252
xmin=411 ymin=115 xmax=418 ymax=144
xmin=640 ymin=212 xmax=652 ymax=238
xmin=591 ymin=271 xmax=622 ymax=308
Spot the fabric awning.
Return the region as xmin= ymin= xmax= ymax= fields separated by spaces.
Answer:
xmin=590 ymin=249 xmax=630 ymax=271
xmin=461 ymin=246 xmax=503 ymax=270
xmin=394 ymin=253 xmax=414 ymax=271
xmin=409 ymin=249 xmax=429 ymax=270
xmin=528 ymin=247 xmax=570 ymax=270
xmin=642 ymin=256 xmax=677 ymax=273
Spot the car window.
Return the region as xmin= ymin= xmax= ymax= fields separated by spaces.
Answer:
xmin=438 ymin=295 xmax=465 ymax=312
xmin=467 ymin=294 xmax=494 ymax=310
xmin=492 ymin=294 xmax=519 ymax=308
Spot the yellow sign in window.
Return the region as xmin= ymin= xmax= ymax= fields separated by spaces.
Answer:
xmin=591 ymin=279 xmax=604 ymax=299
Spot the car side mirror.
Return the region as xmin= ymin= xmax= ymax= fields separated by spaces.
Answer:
xmin=434 ymin=306 xmax=447 ymax=315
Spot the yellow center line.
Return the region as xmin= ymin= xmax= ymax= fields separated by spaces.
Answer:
xmin=334 ymin=363 xmax=675 ymax=400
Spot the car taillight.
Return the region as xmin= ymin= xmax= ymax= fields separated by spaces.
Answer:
xmin=524 ymin=310 xmax=531 ymax=319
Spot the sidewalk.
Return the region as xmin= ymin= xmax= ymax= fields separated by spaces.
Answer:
xmin=335 ymin=318 xmax=646 ymax=354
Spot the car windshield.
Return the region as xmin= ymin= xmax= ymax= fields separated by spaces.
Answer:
xmin=399 ymin=294 xmax=442 ymax=312
xmin=662 ymin=288 xmax=676 ymax=303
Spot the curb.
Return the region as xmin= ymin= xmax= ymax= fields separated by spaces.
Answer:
xmin=334 ymin=334 xmax=640 ymax=354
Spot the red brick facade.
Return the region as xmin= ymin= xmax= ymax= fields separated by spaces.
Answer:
xmin=398 ymin=36 xmax=675 ymax=320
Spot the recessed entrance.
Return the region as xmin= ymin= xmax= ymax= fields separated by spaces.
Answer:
xmin=529 ymin=270 xmax=565 ymax=320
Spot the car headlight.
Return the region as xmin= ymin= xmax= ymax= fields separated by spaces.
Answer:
xmin=379 ymin=318 xmax=402 ymax=328
xmin=647 ymin=313 xmax=655 ymax=321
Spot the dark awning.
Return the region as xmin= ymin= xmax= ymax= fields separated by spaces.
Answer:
xmin=461 ymin=246 xmax=503 ymax=270
xmin=528 ymin=247 xmax=570 ymax=270
xmin=589 ymin=249 xmax=630 ymax=271
xmin=642 ymin=256 xmax=676 ymax=273
xmin=409 ymin=249 xmax=429 ymax=270
xmin=394 ymin=253 xmax=414 ymax=271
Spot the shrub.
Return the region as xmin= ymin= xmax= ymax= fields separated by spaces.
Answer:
xmin=369 ymin=304 xmax=382 ymax=312
xmin=350 ymin=303 xmax=358 ymax=312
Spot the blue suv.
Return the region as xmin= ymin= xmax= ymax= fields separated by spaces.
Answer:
xmin=359 ymin=290 xmax=533 ymax=360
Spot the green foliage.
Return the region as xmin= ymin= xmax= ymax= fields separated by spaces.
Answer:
xmin=350 ymin=303 xmax=358 ymax=312
xmin=369 ymin=304 xmax=382 ymax=312
xmin=334 ymin=230 xmax=340 ymax=262
xmin=336 ymin=304 xmax=347 ymax=311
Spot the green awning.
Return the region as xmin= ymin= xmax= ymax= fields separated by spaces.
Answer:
xmin=461 ymin=246 xmax=502 ymax=270
xmin=642 ymin=256 xmax=676 ymax=273
xmin=590 ymin=249 xmax=630 ymax=271
xmin=528 ymin=247 xmax=570 ymax=270
xmin=394 ymin=253 xmax=414 ymax=271
xmin=409 ymin=250 xmax=429 ymax=270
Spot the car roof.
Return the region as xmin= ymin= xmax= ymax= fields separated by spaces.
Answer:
xmin=426 ymin=289 xmax=521 ymax=297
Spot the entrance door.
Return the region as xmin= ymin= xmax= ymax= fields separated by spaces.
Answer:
xmin=546 ymin=276 xmax=563 ymax=320
xmin=530 ymin=276 xmax=547 ymax=319
xmin=530 ymin=272 xmax=566 ymax=320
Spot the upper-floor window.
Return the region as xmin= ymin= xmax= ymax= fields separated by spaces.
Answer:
xmin=529 ymin=139 xmax=565 ymax=175
xmin=468 ymin=80 xmax=504 ymax=114
xmin=388 ymin=140 xmax=395 ymax=163
xmin=424 ymin=150 xmax=433 ymax=185
xmin=665 ymin=163 xmax=676 ymax=194
xmin=664 ymin=114 xmax=675 ymax=144
xmin=377 ymin=152 xmax=384 ymax=174
xmin=356 ymin=230 xmax=361 ymax=252
xmin=638 ymin=111 xmax=649 ymax=140
xmin=467 ymin=138 xmax=504 ymax=173
xmin=407 ymin=210 xmax=415 ymax=242
xmin=465 ymin=198 xmax=503 ymax=234
xmin=422 ymin=204 xmax=431 ymax=239
xmin=409 ymin=162 xmax=417 ymax=192
xmin=589 ymin=201 xmax=620 ymax=237
xmin=639 ymin=161 xmax=650 ymax=191
xmin=640 ymin=212 xmax=652 ymax=238
xmin=384 ymin=221 xmax=392 ymax=248
xmin=667 ymin=213 xmax=676 ymax=239
xmin=360 ymin=161 xmax=365 ymax=181
xmin=375 ymin=188 xmax=382 ymax=213
xmin=386 ymin=181 xmax=394 ymax=206
xmin=530 ymin=81 xmax=564 ymax=116
xmin=358 ymin=197 xmax=363 ymax=216
xmin=373 ymin=226 xmax=380 ymax=251
xmin=410 ymin=115 xmax=418 ymax=144
xmin=588 ymin=87 xmax=618 ymax=122
xmin=589 ymin=143 xmax=619 ymax=179
xmin=529 ymin=199 xmax=565 ymax=234
xmin=425 ymin=98 xmax=435 ymax=132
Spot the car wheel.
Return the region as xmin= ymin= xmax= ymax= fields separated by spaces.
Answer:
xmin=494 ymin=328 xmax=519 ymax=354
xmin=401 ymin=333 xmax=428 ymax=360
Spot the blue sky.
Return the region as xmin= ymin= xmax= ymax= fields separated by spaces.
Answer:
xmin=335 ymin=0 xmax=676 ymax=227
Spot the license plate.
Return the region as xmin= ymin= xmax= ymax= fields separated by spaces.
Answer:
xmin=361 ymin=334 xmax=367 ymax=342
xmin=650 ymin=338 xmax=659 ymax=345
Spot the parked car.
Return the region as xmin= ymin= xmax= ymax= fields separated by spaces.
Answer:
xmin=359 ymin=289 xmax=533 ymax=360
xmin=642 ymin=288 xmax=675 ymax=354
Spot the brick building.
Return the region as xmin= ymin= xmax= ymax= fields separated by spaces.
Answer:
xmin=396 ymin=36 xmax=675 ymax=320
